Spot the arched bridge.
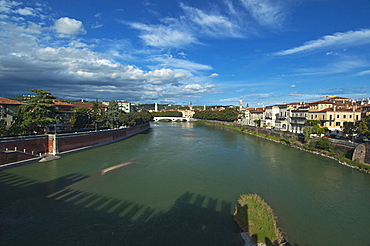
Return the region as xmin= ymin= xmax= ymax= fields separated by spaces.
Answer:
xmin=153 ymin=117 xmax=192 ymax=122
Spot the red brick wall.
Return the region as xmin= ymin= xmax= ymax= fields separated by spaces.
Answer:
xmin=0 ymin=151 xmax=38 ymax=165
xmin=56 ymin=123 xmax=149 ymax=152
xmin=0 ymin=135 xmax=49 ymax=155
xmin=0 ymin=123 xmax=150 ymax=165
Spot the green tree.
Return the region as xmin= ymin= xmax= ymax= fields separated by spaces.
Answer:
xmin=119 ymin=111 xmax=152 ymax=127
xmin=356 ymin=119 xmax=369 ymax=135
xmin=71 ymin=107 xmax=91 ymax=129
xmin=151 ymin=111 xmax=182 ymax=117
xmin=13 ymin=89 xmax=60 ymax=134
xmin=107 ymin=100 xmax=121 ymax=127
xmin=193 ymin=107 xmax=238 ymax=122
xmin=0 ymin=119 xmax=6 ymax=136
xmin=311 ymin=137 xmax=333 ymax=152
xmin=90 ymin=100 xmax=106 ymax=128
xmin=303 ymin=125 xmax=328 ymax=142
xmin=343 ymin=122 xmax=356 ymax=136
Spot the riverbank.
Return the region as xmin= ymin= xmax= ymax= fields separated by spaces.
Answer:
xmin=196 ymin=120 xmax=370 ymax=174
xmin=234 ymin=194 xmax=285 ymax=246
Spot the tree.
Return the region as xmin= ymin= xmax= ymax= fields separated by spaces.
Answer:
xmin=71 ymin=107 xmax=91 ymax=129
xmin=119 ymin=111 xmax=152 ymax=127
xmin=0 ymin=119 xmax=6 ymax=136
xmin=193 ymin=108 xmax=238 ymax=122
xmin=13 ymin=89 xmax=60 ymax=134
xmin=303 ymin=124 xmax=328 ymax=142
xmin=311 ymin=137 xmax=333 ymax=152
xmin=356 ymin=119 xmax=369 ymax=135
xmin=90 ymin=100 xmax=106 ymax=128
xmin=107 ymin=100 xmax=121 ymax=127
xmin=343 ymin=122 xmax=356 ymax=136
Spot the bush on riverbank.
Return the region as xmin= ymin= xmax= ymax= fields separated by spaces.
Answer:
xmin=234 ymin=194 xmax=283 ymax=246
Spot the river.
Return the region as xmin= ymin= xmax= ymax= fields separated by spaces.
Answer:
xmin=0 ymin=122 xmax=369 ymax=245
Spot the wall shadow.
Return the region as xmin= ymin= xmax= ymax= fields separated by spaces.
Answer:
xmin=0 ymin=171 xmax=242 ymax=246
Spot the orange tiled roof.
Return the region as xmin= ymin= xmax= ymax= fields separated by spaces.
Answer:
xmin=0 ymin=97 xmax=26 ymax=105
xmin=53 ymin=100 xmax=73 ymax=106
xmin=72 ymin=102 xmax=107 ymax=108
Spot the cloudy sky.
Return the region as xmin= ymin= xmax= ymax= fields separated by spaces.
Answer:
xmin=0 ymin=0 xmax=369 ymax=106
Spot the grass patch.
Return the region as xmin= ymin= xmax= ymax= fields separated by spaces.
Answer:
xmin=234 ymin=194 xmax=283 ymax=245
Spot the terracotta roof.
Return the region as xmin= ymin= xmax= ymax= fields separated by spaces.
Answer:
xmin=309 ymin=99 xmax=334 ymax=104
xmin=72 ymin=102 xmax=107 ymax=108
xmin=0 ymin=97 xmax=25 ymax=105
xmin=250 ymin=107 xmax=265 ymax=113
xmin=53 ymin=100 xmax=73 ymax=106
xmin=319 ymin=107 xmax=360 ymax=112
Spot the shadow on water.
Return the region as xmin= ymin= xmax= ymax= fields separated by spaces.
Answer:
xmin=0 ymin=171 xmax=241 ymax=246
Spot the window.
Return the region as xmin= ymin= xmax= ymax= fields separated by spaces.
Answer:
xmin=336 ymin=115 xmax=340 ymax=119
xmin=343 ymin=115 xmax=346 ymax=119
xmin=311 ymin=115 xmax=313 ymax=119
xmin=329 ymin=122 xmax=332 ymax=126
xmin=349 ymin=115 xmax=352 ymax=118
xmin=336 ymin=122 xmax=341 ymax=126
xmin=329 ymin=115 xmax=333 ymax=120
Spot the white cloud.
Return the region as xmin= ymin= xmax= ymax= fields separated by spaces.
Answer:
xmin=130 ymin=22 xmax=196 ymax=48
xmin=180 ymin=3 xmax=243 ymax=38
xmin=150 ymin=55 xmax=212 ymax=73
xmin=296 ymin=56 xmax=369 ymax=76
xmin=209 ymin=73 xmax=219 ymax=78
xmin=240 ymin=0 xmax=287 ymax=28
xmin=14 ymin=7 xmax=35 ymax=16
xmin=275 ymin=29 xmax=370 ymax=55
xmin=290 ymin=84 xmax=296 ymax=87
xmin=53 ymin=17 xmax=86 ymax=36
xmin=356 ymin=70 xmax=370 ymax=76
xmin=0 ymin=0 xmax=21 ymax=14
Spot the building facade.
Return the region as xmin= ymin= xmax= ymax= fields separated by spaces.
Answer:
xmin=0 ymin=97 xmax=25 ymax=130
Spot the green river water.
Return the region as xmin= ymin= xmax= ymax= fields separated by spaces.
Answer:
xmin=0 ymin=122 xmax=369 ymax=245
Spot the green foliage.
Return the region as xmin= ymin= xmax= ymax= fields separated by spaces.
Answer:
xmin=307 ymin=120 xmax=320 ymax=126
xmin=90 ymin=100 xmax=106 ymax=125
xmin=119 ymin=111 xmax=153 ymax=127
xmin=310 ymin=137 xmax=333 ymax=152
xmin=0 ymin=119 xmax=6 ymax=136
xmin=107 ymin=100 xmax=121 ymax=126
xmin=13 ymin=89 xmax=60 ymax=134
xmin=71 ymin=107 xmax=91 ymax=129
xmin=356 ymin=118 xmax=370 ymax=135
xmin=151 ymin=111 xmax=182 ymax=117
xmin=193 ymin=108 xmax=238 ymax=122
xmin=254 ymin=119 xmax=261 ymax=127
xmin=234 ymin=194 xmax=283 ymax=245
xmin=303 ymin=125 xmax=328 ymax=142
xmin=343 ymin=122 xmax=356 ymax=135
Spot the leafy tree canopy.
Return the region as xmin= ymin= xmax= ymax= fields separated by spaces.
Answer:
xmin=12 ymin=89 xmax=60 ymax=134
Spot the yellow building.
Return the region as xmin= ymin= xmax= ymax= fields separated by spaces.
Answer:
xmin=308 ymin=98 xmax=361 ymax=135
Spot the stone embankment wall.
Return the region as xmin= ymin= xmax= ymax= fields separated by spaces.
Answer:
xmin=0 ymin=123 xmax=150 ymax=166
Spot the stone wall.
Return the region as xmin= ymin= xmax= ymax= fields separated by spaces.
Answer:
xmin=352 ymin=144 xmax=370 ymax=164
xmin=0 ymin=123 xmax=150 ymax=166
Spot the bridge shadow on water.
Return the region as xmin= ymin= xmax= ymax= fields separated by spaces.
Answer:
xmin=0 ymin=171 xmax=242 ymax=246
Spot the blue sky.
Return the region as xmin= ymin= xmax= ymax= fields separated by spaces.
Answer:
xmin=0 ymin=0 xmax=369 ymax=107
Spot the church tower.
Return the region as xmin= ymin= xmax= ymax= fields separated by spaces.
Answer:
xmin=189 ymin=101 xmax=193 ymax=111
